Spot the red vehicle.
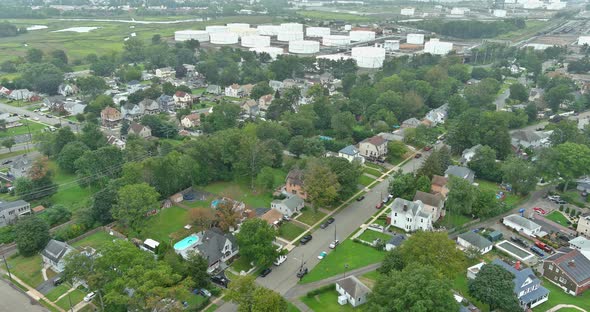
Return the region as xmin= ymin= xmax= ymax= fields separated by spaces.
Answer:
xmin=423 ymin=146 xmax=432 ymax=151
xmin=376 ymin=202 xmax=383 ymax=209
xmin=535 ymin=241 xmax=552 ymax=253
xmin=533 ymin=207 xmax=547 ymax=215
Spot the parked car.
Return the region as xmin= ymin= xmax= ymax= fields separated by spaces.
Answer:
xmin=2 ymin=160 xmax=12 ymax=165
xmin=318 ymin=251 xmax=327 ymax=260
xmin=300 ymin=234 xmax=312 ymax=245
xmin=283 ymin=215 xmax=291 ymax=221
xmin=356 ymin=195 xmax=365 ymax=201
xmin=376 ymin=202 xmax=383 ymax=209
xmin=53 ymin=277 xmax=63 ymax=286
xmin=211 ymin=275 xmax=228 ymax=288
xmin=530 ymin=246 xmax=545 ymax=257
xmin=555 ymin=200 xmax=567 ymax=205
xmin=535 ymin=241 xmax=552 ymax=253
xmin=327 ymin=217 xmax=335 ymax=224
xmin=260 ymin=268 xmax=272 ymax=277
xmin=320 ymin=222 xmax=329 ymax=229
xmin=84 ymin=292 xmax=96 ymax=302
xmin=423 ymin=146 xmax=432 ymax=151
xmin=547 ymin=195 xmax=561 ymax=202
xmin=329 ymin=240 xmax=340 ymax=249
xmin=296 ymin=267 xmax=308 ymax=278
xmin=199 ymin=289 xmax=212 ymax=297
xmin=414 ymin=153 xmax=422 ymax=158
xmin=274 ymin=255 xmax=287 ymax=266
xmin=533 ymin=207 xmax=547 ymax=215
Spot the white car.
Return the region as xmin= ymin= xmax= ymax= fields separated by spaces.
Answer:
xmin=274 ymin=255 xmax=287 ymax=266
xmin=329 ymin=240 xmax=340 ymax=249
xmin=83 ymin=292 xmax=96 ymax=302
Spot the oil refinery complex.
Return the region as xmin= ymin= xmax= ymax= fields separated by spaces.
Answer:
xmin=174 ymin=22 xmax=458 ymax=69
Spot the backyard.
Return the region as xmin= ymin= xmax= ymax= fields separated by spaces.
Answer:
xmin=301 ymin=290 xmax=359 ymax=312
xmin=0 ymin=119 xmax=46 ymax=139
xmin=533 ymin=279 xmax=590 ymax=311
xmin=45 ymin=161 xmax=96 ymax=212
xmin=278 ymin=222 xmax=306 ymax=241
xmin=71 ymin=231 xmax=118 ymax=250
xmin=300 ymin=239 xmax=386 ymax=283
xmin=139 ymin=206 xmax=190 ymax=243
xmin=357 ymin=230 xmax=392 ymax=244
xmin=545 ymin=211 xmax=570 ymax=227
xmin=296 ymin=207 xmax=327 ymax=226
xmin=202 ymin=175 xmax=285 ymax=209
xmin=476 ymin=180 xmax=523 ymax=208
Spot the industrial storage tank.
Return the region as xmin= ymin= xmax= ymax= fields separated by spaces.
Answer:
xmin=280 ymin=23 xmax=304 ymax=32
xmin=206 ymin=25 xmax=229 ymax=33
xmin=278 ymin=31 xmax=304 ymax=42
xmin=209 ymin=32 xmax=239 ymax=45
xmin=232 ymin=28 xmax=258 ymax=38
xmin=406 ymin=33 xmax=425 ymax=45
xmin=306 ymin=27 xmax=331 ymax=38
xmin=226 ymin=23 xmax=250 ymax=32
xmin=349 ymin=30 xmax=376 ymax=42
xmin=249 ymin=47 xmax=284 ymax=60
xmin=257 ymin=25 xmax=281 ymax=36
xmin=322 ymin=35 xmax=350 ymax=46
xmin=174 ymin=30 xmax=209 ymax=42
xmin=289 ymin=40 xmax=320 ymax=54
xmin=241 ymin=35 xmax=271 ymax=48
xmin=352 ymin=47 xmax=386 ymax=68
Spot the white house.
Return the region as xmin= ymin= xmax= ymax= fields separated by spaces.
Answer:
xmin=457 ymin=231 xmax=493 ymax=254
xmin=128 ymin=122 xmax=151 ymax=138
xmin=503 ymin=214 xmax=542 ymax=237
xmin=337 ymin=145 xmax=364 ymax=163
xmin=181 ymin=113 xmax=203 ymax=128
xmin=225 ymin=84 xmax=241 ymax=97
xmin=459 ymin=144 xmax=483 ymax=165
xmin=388 ymin=198 xmax=433 ymax=232
xmin=41 ymin=240 xmax=75 ymax=273
xmin=155 ymin=67 xmax=175 ymax=79
xmin=358 ymin=136 xmax=387 ymax=159
xmin=413 ymin=191 xmax=444 ymax=221
xmin=385 ymin=234 xmax=407 ymax=251
xmin=335 ymin=276 xmax=371 ymax=307
xmin=424 ymin=104 xmax=448 ymax=126
xmin=0 ymin=200 xmax=31 ymax=227
xmin=173 ymin=91 xmax=192 ymax=109
xmin=270 ymin=194 xmax=304 ymax=217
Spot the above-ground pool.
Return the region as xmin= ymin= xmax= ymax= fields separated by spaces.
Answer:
xmin=174 ymin=235 xmax=199 ymax=251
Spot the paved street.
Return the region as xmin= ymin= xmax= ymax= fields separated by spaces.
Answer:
xmin=0 ymin=279 xmax=48 ymax=312
xmin=0 ymin=102 xmax=81 ymax=133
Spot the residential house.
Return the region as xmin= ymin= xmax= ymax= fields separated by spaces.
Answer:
xmin=174 ymin=228 xmax=239 ymax=272
xmin=157 ymin=94 xmax=175 ymax=112
xmin=9 ymin=156 xmax=32 ymax=178
xmin=269 ymin=80 xmax=284 ymax=92
xmin=0 ymin=113 xmax=21 ymax=128
xmin=225 ymin=84 xmax=242 ymax=97
xmin=376 ymin=132 xmax=398 ymax=142
xmin=413 ymin=191 xmax=444 ymax=221
xmin=0 ymin=200 xmax=31 ymax=227
xmin=0 ymin=86 xmax=11 ymax=97
xmin=576 ymin=178 xmax=590 ymax=193
xmin=457 ymin=232 xmax=493 ymax=254
xmin=240 ymin=84 xmax=254 ymax=97
xmin=492 ymin=259 xmax=549 ymax=309
xmin=337 ymin=145 xmax=365 ymax=163
xmin=173 ymin=91 xmax=193 ymax=109
xmin=140 ymin=99 xmax=160 ymax=115
xmin=503 ymin=214 xmax=542 ymax=236
xmin=271 ymin=194 xmax=304 ymax=217
xmin=128 ymin=122 xmax=151 ymax=138
xmin=241 ymin=99 xmax=259 ymax=117
xmin=544 ymin=247 xmax=590 ymax=296
xmin=445 ymin=165 xmax=475 ymax=184
xmin=107 ymin=135 xmax=126 ymax=149
xmin=112 ymin=93 xmax=128 ymax=106
xmin=62 ymin=101 xmax=86 ymax=116
xmin=121 ymin=102 xmax=145 ymax=120
xmin=385 ymin=234 xmax=407 ymax=251
xmin=577 ymin=214 xmax=590 ymax=238
xmin=41 ymin=240 xmax=75 ymax=273
xmin=260 ymin=209 xmax=283 ymax=227
xmin=101 ymin=107 xmax=122 ymax=128
xmin=335 ymin=276 xmax=371 ymax=307
xmin=155 ymin=67 xmax=175 ymax=79
xmin=424 ymin=103 xmax=449 ymax=126
xmin=401 ymin=117 xmax=421 ymax=129
xmin=569 ymin=236 xmax=590 ymax=251
xmin=285 ymin=169 xmax=307 ymax=200
xmin=529 ymin=88 xmax=544 ymax=102
xmin=57 ymin=83 xmax=78 ymax=97
xmin=459 ymin=144 xmax=483 ymax=165
xmin=467 ymin=262 xmax=486 ymax=280
xmin=181 ymin=113 xmax=203 ymax=128
xmin=206 ymin=85 xmax=222 ymax=95
xmin=126 ymin=80 xmax=143 ymax=94
xmin=358 ymin=136 xmax=388 ymax=159
xmin=9 ymin=89 xmax=36 ymax=101
xmin=511 ymin=130 xmax=551 ymax=150
xmin=387 ymin=198 xmax=433 ymax=232
xmin=431 ymin=175 xmax=449 ymax=197
xmin=258 ymin=94 xmax=274 ymax=111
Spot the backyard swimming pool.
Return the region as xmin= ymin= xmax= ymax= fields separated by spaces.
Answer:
xmin=174 ymin=234 xmax=199 ymax=251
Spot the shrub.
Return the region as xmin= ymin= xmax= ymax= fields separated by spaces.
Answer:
xmin=53 ymin=223 xmax=87 ymax=241
xmin=577 ymin=211 xmax=582 ymax=217
xmin=565 ymin=207 xmax=570 ymax=214
xmin=559 ymin=205 xmax=564 ymax=211
xmin=0 ymin=225 xmax=15 ymax=244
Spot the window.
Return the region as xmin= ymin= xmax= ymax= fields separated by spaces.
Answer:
xmin=394 ymin=213 xmax=397 ymax=217
xmin=559 ymin=277 xmax=567 ymax=284
xmin=556 ymin=268 xmax=560 ymax=273
xmin=548 ymin=264 xmax=553 ymax=271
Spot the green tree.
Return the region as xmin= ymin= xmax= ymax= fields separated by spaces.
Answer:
xmin=553 ymin=143 xmax=590 ymax=191
xmin=501 ymin=157 xmax=538 ymax=195
xmin=112 ymin=183 xmax=160 ymax=231
xmin=525 ymin=102 xmax=538 ymax=123
xmin=417 ymin=147 xmax=452 ymax=179
xmin=467 ymin=145 xmax=501 ymax=182
xmin=75 ymin=146 xmax=123 ymax=188
xmin=330 ymin=111 xmax=356 ymax=139
xmin=53 ymin=126 xmax=77 ymax=155
xmin=323 ymin=157 xmax=362 ymax=200
xmin=255 ymin=166 xmax=276 ymax=192
xmin=304 ymin=160 xmax=340 ymax=210
xmin=545 ymin=84 xmax=573 ymax=112
xmin=236 ymin=218 xmax=278 ymax=267
xmin=389 ymin=171 xmax=419 ymax=200
xmin=509 ymin=83 xmax=528 ymax=102
xmin=80 ymin=123 xmax=106 ymax=150
xmin=250 ymin=81 xmax=273 ymax=100
xmin=472 ymin=188 xmax=501 ymax=218
xmin=76 ymin=75 xmax=107 ymax=97
xmin=446 ymin=176 xmax=477 ymax=215
xmin=398 ymin=231 xmax=465 ymax=278
xmin=57 ymin=141 xmax=89 ymax=173
xmin=14 ymin=215 xmax=50 ymax=256
xmin=185 ymin=252 xmax=210 ymax=289
xmin=469 ymin=264 xmax=521 ymax=311
xmin=89 ymin=183 xmax=117 ymax=225
xmin=387 ymin=141 xmax=407 ymax=162
xmin=25 ymin=48 xmax=43 ymax=63
xmin=1 ymin=137 xmax=15 ymax=152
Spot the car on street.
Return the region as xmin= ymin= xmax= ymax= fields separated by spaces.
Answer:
xmin=2 ymin=160 xmax=12 ymax=165
xmin=320 ymin=222 xmax=329 ymax=229
xmin=327 ymin=217 xmax=335 ymax=224
xmin=318 ymin=251 xmax=327 ymax=260
xmin=356 ymin=195 xmax=365 ymax=201
xmin=414 ymin=153 xmax=422 ymax=158
xmin=329 ymin=240 xmax=340 ymax=249
xmin=296 ymin=267 xmax=308 ymax=278
xmin=260 ymin=268 xmax=272 ymax=277
xmin=533 ymin=207 xmax=547 ymax=215
xmin=376 ymin=202 xmax=383 ymax=209
xmin=84 ymin=292 xmax=96 ymax=302
xmin=23 ymin=114 xmax=29 ymax=118
xmin=33 ymin=117 xmax=40 ymax=121
xmin=300 ymin=234 xmax=312 ymax=245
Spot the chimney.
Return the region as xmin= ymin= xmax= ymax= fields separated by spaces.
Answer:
xmin=403 ymin=204 xmax=408 ymax=211
xmin=515 ymin=261 xmax=521 ymax=270
xmin=569 ymin=260 xmax=576 ymax=267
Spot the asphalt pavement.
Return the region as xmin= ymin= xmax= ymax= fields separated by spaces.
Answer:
xmin=0 ymin=279 xmax=48 ymax=312
xmin=0 ymin=102 xmax=81 ymax=133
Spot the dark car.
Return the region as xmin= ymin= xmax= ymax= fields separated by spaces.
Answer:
xmin=211 ymin=275 xmax=229 ymax=287
xmin=414 ymin=153 xmax=422 ymax=158
xmin=2 ymin=160 xmax=12 ymax=165
xmin=376 ymin=202 xmax=383 ymax=209
xmin=327 ymin=217 xmax=335 ymax=224
xmin=320 ymin=222 xmax=329 ymax=229
xmin=296 ymin=267 xmax=308 ymax=278
xmin=356 ymin=195 xmax=365 ymax=201
xmin=53 ymin=277 xmax=63 ymax=286
xmin=300 ymin=234 xmax=312 ymax=245
xmin=260 ymin=268 xmax=272 ymax=277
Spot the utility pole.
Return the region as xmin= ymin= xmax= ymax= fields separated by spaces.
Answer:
xmin=2 ymin=253 xmax=12 ymax=280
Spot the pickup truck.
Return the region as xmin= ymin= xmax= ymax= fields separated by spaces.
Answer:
xmin=535 ymin=241 xmax=552 ymax=253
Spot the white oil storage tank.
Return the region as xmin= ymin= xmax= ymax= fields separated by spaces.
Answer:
xmin=407 ymin=33 xmax=425 ymax=45
xmin=278 ymin=31 xmax=304 ymax=42
xmin=352 ymin=47 xmax=386 ymax=68
xmin=322 ymin=35 xmax=350 ymax=46
xmin=241 ymin=35 xmax=271 ymax=48
xmin=226 ymin=23 xmax=250 ymax=32
xmin=349 ymin=30 xmax=375 ymax=42
xmin=206 ymin=25 xmax=228 ymax=33
xmin=257 ymin=25 xmax=280 ymax=36
xmin=210 ymin=32 xmax=239 ymax=45
xmin=306 ymin=27 xmax=331 ymax=37
xmin=280 ymin=23 xmax=304 ymax=32
xmin=232 ymin=28 xmax=258 ymax=38
xmin=249 ymin=47 xmax=284 ymax=60
xmin=289 ymin=40 xmax=320 ymax=54
xmin=174 ymin=30 xmax=209 ymax=42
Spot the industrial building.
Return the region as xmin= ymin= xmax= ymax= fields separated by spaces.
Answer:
xmin=289 ymin=40 xmax=320 ymax=54
xmin=352 ymin=47 xmax=386 ymax=68
xmin=400 ymin=8 xmax=415 ymax=16
xmin=226 ymin=23 xmax=250 ymax=32
xmin=250 ymin=47 xmax=284 ymax=60
xmin=257 ymin=25 xmax=281 ymax=36
xmin=278 ymin=30 xmax=304 ymax=42
xmin=280 ymin=23 xmax=304 ymax=32
xmin=174 ymin=30 xmax=209 ymax=42
xmin=205 ymin=25 xmax=229 ymax=33
xmin=384 ymin=40 xmax=400 ymax=51
xmin=210 ymin=32 xmax=239 ymax=45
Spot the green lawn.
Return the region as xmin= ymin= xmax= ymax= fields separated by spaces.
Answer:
xmin=55 ymin=289 xmax=86 ymax=310
xmin=364 ymin=162 xmax=386 ymax=171
xmin=359 ymin=175 xmax=375 ymax=187
xmin=279 ymin=222 xmax=306 ymax=241
xmin=204 ymin=304 xmax=218 ymax=312
xmin=534 ymin=278 xmax=590 ymax=311
xmin=438 ymin=213 xmax=473 ymax=229
xmin=191 ymin=87 xmax=206 ymax=95
xmin=231 ymin=256 xmax=254 ymax=273
xmin=297 ymin=10 xmax=373 ymax=22
xmin=202 ymin=178 xmax=281 ymax=209
xmin=46 ymin=161 xmax=95 ymax=212
xmin=363 ymin=167 xmax=382 ymax=178
xmin=71 ymin=231 xmax=117 ymax=250
xmin=301 ymin=290 xmax=359 ymax=312
xmin=361 ymin=270 xmax=380 ymax=282
xmin=357 ymin=230 xmax=392 ymax=244
xmin=476 ymin=179 xmax=522 ymax=208
xmin=297 ymin=207 xmax=327 ymax=226
xmin=287 ymin=302 xmax=301 ymax=312
xmin=45 ymin=284 xmax=71 ymax=302
xmin=140 ymin=206 xmax=189 ymax=243
xmin=39 ymin=299 xmax=61 ymax=312
xmin=0 ymin=149 xmax=29 ymax=160
xmin=187 ymin=294 xmax=208 ymax=309
xmin=300 ymin=239 xmax=386 ymax=284
xmin=7 ymin=254 xmax=43 ymax=288
xmin=0 ymin=120 xmax=47 ymax=139
xmin=545 ymin=211 xmax=570 ymax=227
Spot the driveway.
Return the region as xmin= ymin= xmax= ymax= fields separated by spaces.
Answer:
xmin=36 ymin=274 xmax=62 ymax=296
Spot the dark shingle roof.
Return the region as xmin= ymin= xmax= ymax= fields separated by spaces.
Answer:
xmin=413 ymin=191 xmax=442 ymax=207
xmin=387 ymin=234 xmax=406 ymax=247
xmin=41 ymin=239 xmax=71 ymax=263
xmin=286 ymin=169 xmax=304 ymax=187
xmin=197 ymin=228 xmax=237 ymax=266
xmin=492 ymin=259 xmax=547 ymax=303
xmin=458 ymin=231 xmax=493 ymax=250
xmin=0 ymin=200 xmax=29 ymax=212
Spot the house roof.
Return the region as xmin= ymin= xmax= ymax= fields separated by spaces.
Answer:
xmin=254 ymin=207 xmax=270 ymax=217
xmin=183 ymin=113 xmax=201 ymax=123
xmin=41 ymin=239 xmax=71 ymax=264
xmin=336 ymin=276 xmax=371 ymax=299
xmin=0 ymin=200 xmax=29 ymax=212
xmin=32 ymin=205 xmax=45 ymax=213
xmin=504 ymin=214 xmax=541 ymax=231
xmin=140 ymin=99 xmax=159 ymax=110
xmin=570 ymin=236 xmax=590 ymax=251
xmin=259 ymin=94 xmax=273 ymax=102
xmin=229 ymin=83 xmax=240 ymax=90
xmin=391 ymin=198 xmax=422 ymax=217
xmin=546 ymin=248 xmax=590 ymax=285
xmin=511 ymin=130 xmax=544 ymax=143
xmin=491 ymin=259 xmax=548 ymax=302
xmin=386 ymin=234 xmax=406 ymax=247
xmin=431 ymin=175 xmax=448 ymax=187
xmin=286 ymin=169 xmax=304 ymax=187
xmin=413 ymin=191 xmax=442 ymax=208
xmin=273 ymin=194 xmax=304 ymax=211
xmin=339 ymin=145 xmax=359 ymax=156
xmin=402 ymin=117 xmax=421 ymax=126
xmin=175 ymin=91 xmax=188 ymax=97
xmin=445 ymin=166 xmax=475 ymax=181
xmin=458 ymin=231 xmax=493 ymax=250
xmin=261 ymin=209 xmax=283 ymax=225
xmin=101 ymin=107 xmax=121 ymax=119
xmin=129 ymin=122 xmax=149 ymax=135
xmin=196 ymin=228 xmax=237 ymax=266
xmin=361 ymin=135 xmax=386 ymax=147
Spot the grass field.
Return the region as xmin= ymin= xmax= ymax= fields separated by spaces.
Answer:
xmin=545 ymin=211 xmax=570 ymax=227
xmin=7 ymin=254 xmax=43 ymax=288
xmin=301 ymin=290 xmax=359 ymax=312
xmin=55 ymin=289 xmax=86 ymax=310
xmin=204 ymin=304 xmax=219 ymax=312
xmin=359 ymin=175 xmax=375 ymax=187
xmin=297 ymin=10 xmax=373 ymax=22
xmin=0 ymin=120 xmax=46 ymax=139
xmin=202 ymin=174 xmax=286 ymax=209
xmin=279 ymin=222 xmax=306 ymax=241
xmin=45 ymin=284 xmax=71 ymax=302
xmin=0 ymin=149 xmax=29 ymax=160
xmin=496 ymin=20 xmax=553 ymax=41
xmin=71 ymin=231 xmax=117 ymax=250
xmin=476 ymin=179 xmax=522 ymax=208
xmin=438 ymin=213 xmax=473 ymax=229
xmin=357 ymin=230 xmax=392 ymax=244
xmin=534 ymin=278 xmax=590 ymax=311
xmin=288 ymin=302 xmax=301 ymax=312
xmin=230 ymin=256 xmax=254 ymax=273
xmin=300 ymin=239 xmax=385 ymax=284
xmin=363 ymin=167 xmax=382 ymax=178
xmin=140 ymin=206 xmax=189 ymax=242
xmin=297 ymin=207 xmax=326 ymax=226
xmin=45 ymin=161 xmax=96 ymax=212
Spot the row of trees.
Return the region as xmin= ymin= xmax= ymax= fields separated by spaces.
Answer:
xmin=415 ymin=19 xmax=525 ymax=39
